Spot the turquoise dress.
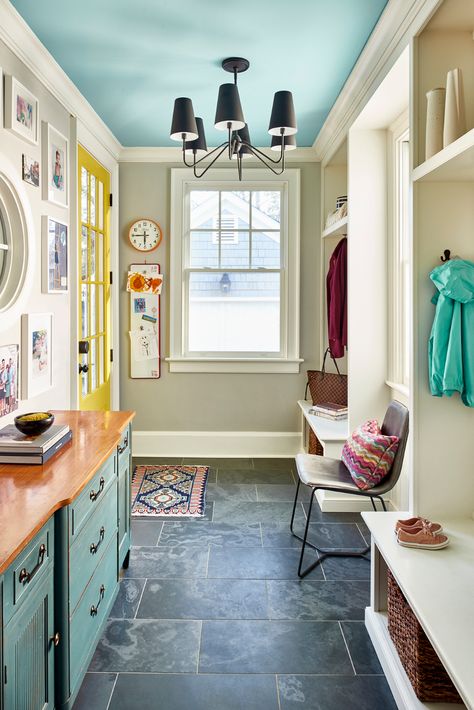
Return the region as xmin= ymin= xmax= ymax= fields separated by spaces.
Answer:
xmin=429 ymin=259 xmax=474 ymax=407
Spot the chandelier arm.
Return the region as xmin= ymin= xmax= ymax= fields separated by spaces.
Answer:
xmin=246 ymin=141 xmax=285 ymax=166
xmin=237 ymin=152 xmax=243 ymax=181
xmin=181 ymin=138 xmax=197 ymax=168
xmin=247 ymin=146 xmax=286 ymax=175
xmin=191 ymin=140 xmax=229 ymax=167
xmin=193 ymin=144 xmax=230 ymax=178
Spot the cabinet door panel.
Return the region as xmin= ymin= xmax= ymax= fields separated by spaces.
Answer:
xmin=3 ymin=572 xmax=55 ymax=710
xmin=118 ymin=455 xmax=131 ymax=567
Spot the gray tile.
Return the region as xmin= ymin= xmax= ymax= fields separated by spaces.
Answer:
xmin=207 ymin=483 xmax=257 ymax=502
xmin=253 ymin=458 xmax=296 ymax=471
xmin=159 ymin=521 xmax=262 ymax=547
xmin=213 ymin=500 xmax=305 ymax=524
xmin=301 ymin=501 xmax=364 ymax=523
xmin=215 ymin=458 xmax=254 ymax=469
xmin=109 ymin=579 xmax=145 ymax=619
xmin=137 ymin=578 xmax=268 ymax=620
xmin=123 ymin=546 xmax=208 ymax=578
xmin=341 ymin=622 xmax=384 ymax=674
xmin=218 ymin=468 xmax=294 ymax=484
xmin=300 ymin=522 xmax=367 ymax=549
xmin=131 ymin=521 xmax=162 ymax=546
xmin=261 ymin=523 xmax=308 ymax=549
xmin=199 ymin=620 xmax=352 ymax=674
xmin=207 ymin=547 xmax=323 ymax=580
xmin=180 ymin=459 xmax=217 ymax=482
xmin=278 ymin=675 xmax=397 ymax=710
xmin=267 ymin=580 xmax=370 ymax=620
xmin=357 ymin=521 xmax=371 ymax=544
xmin=256 ymin=484 xmax=298 ymax=501
xmin=89 ymin=619 xmax=200 ymax=673
xmin=73 ymin=672 xmax=116 ymax=710
xmin=109 ymin=673 xmax=279 ymax=710
xmin=321 ymin=556 xmax=371 ymax=580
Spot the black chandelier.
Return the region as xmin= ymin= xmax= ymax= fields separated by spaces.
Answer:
xmin=170 ymin=57 xmax=297 ymax=180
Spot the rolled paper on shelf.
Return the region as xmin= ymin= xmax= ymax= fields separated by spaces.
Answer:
xmin=425 ymin=87 xmax=445 ymax=159
xmin=443 ymin=68 xmax=466 ymax=148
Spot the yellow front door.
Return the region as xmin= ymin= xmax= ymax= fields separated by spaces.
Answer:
xmin=78 ymin=145 xmax=111 ymax=410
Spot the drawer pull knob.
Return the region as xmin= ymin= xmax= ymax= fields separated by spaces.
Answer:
xmin=90 ymin=584 xmax=105 ymax=617
xmin=118 ymin=435 xmax=129 ymax=455
xmin=90 ymin=476 xmax=105 ymax=501
xmin=90 ymin=526 xmax=105 ymax=554
xmin=18 ymin=544 xmax=47 ymax=585
xmin=50 ymin=632 xmax=60 ymax=647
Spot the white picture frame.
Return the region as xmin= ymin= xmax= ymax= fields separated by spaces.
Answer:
xmin=42 ymin=216 xmax=68 ymax=294
xmin=42 ymin=122 xmax=68 ymax=207
xmin=4 ymin=75 xmax=39 ymax=144
xmin=0 ymin=68 xmax=4 ymax=129
xmin=21 ymin=313 xmax=53 ymax=399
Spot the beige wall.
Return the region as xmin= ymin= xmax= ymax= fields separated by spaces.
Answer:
xmin=119 ymin=161 xmax=321 ymax=433
xmin=0 ymin=39 xmax=72 ymax=423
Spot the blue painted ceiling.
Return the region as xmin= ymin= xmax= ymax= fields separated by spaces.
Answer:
xmin=11 ymin=0 xmax=388 ymax=147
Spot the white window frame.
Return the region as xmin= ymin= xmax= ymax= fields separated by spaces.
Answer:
xmin=387 ymin=111 xmax=410 ymax=394
xmin=168 ymin=168 xmax=302 ymax=373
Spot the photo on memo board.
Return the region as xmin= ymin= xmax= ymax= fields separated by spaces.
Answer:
xmin=21 ymin=313 xmax=53 ymax=399
xmin=42 ymin=122 xmax=68 ymax=207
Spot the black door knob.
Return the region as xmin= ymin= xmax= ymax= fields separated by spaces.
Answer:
xmin=79 ymin=363 xmax=89 ymax=374
xmin=79 ymin=340 xmax=90 ymax=354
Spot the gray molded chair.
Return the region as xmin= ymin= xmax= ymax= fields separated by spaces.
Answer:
xmin=290 ymin=400 xmax=409 ymax=578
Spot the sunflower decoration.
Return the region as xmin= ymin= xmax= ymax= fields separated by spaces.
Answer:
xmin=127 ymin=271 xmax=163 ymax=294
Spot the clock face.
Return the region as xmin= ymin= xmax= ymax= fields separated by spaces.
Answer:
xmin=129 ymin=219 xmax=162 ymax=252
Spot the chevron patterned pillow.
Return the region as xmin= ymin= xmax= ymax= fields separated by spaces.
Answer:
xmin=342 ymin=419 xmax=400 ymax=491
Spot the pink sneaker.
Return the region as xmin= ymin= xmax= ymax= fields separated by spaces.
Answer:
xmin=397 ymin=528 xmax=449 ymax=550
xmin=395 ymin=517 xmax=443 ymax=535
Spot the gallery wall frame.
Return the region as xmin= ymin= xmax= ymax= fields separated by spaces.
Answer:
xmin=21 ymin=312 xmax=53 ymax=399
xmin=42 ymin=122 xmax=68 ymax=207
xmin=42 ymin=216 xmax=68 ymax=294
xmin=4 ymin=75 xmax=39 ymax=145
xmin=0 ymin=344 xmax=20 ymax=418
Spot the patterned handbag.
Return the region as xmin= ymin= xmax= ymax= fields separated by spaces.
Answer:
xmin=305 ymin=348 xmax=348 ymax=455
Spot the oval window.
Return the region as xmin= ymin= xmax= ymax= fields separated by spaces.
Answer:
xmin=0 ymin=174 xmax=29 ymax=312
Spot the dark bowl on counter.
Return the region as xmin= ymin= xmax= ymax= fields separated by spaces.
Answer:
xmin=14 ymin=412 xmax=55 ymax=437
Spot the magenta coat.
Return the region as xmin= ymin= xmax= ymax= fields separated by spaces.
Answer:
xmin=326 ymin=237 xmax=347 ymax=359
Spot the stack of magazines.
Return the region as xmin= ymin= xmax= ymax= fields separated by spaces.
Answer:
xmin=0 ymin=424 xmax=72 ymax=464
xmin=308 ymin=402 xmax=348 ymax=421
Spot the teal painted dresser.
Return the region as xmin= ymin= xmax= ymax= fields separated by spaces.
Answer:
xmin=0 ymin=410 xmax=135 ymax=710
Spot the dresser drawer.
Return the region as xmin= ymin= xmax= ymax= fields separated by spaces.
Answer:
xmin=117 ymin=425 xmax=130 ymax=463
xmin=70 ymin=535 xmax=118 ymax=690
xmin=69 ymin=454 xmax=116 ymax=539
xmin=69 ymin=483 xmax=118 ymax=613
xmin=3 ymin=518 xmax=53 ymax=624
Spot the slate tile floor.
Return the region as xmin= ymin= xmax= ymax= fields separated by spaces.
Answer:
xmin=74 ymin=458 xmax=396 ymax=710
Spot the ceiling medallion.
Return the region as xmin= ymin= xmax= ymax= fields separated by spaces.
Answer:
xmin=170 ymin=57 xmax=297 ymax=180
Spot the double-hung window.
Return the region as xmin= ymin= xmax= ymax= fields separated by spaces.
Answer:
xmin=169 ymin=169 xmax=301 ymax=373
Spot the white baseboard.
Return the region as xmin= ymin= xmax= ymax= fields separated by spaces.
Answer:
xmin=316 ymin=490 xmax=395 ymax=513
xmin=365 ymin=608 xmax=460 ymax=710
xmin=132 ymin=430 xmax=302 ymax=458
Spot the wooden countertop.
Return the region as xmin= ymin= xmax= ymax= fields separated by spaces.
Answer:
xmin=0 ymin=410 xmax=135 ymax=575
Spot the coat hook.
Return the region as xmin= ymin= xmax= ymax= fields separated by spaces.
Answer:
xmin=440 ymin=249 xmax=451 ymax=262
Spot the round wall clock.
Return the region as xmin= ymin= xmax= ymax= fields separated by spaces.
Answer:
xmin=128 ymin=218 xmax=163 ymax=252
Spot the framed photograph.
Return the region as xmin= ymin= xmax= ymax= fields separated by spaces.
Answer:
xmin=42 ymin=217 xmax=68 ymax=293
xmin=0 ymin=344 xmax=20 ymax=418
xmin=22 ymin=154 xmax=40 ymax=187
xmin=21 ymin=313 xmax=53 ymax=399
xmin=0 ymin=68 xmax=3 ymax=129
xmin=4 ymin=75 xmax=39 ymax=144
xmin=42 ymin=122 xmax=68 ymax=207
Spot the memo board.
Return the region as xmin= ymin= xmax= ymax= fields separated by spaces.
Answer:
xmin=129 ymin=263 xmax=161 ymax=379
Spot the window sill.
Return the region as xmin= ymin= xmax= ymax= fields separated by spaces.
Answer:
xmin=166 ymin=357 xmax=304 ymax=374
xmin=385 ymin=380 xmax=410 ymax=398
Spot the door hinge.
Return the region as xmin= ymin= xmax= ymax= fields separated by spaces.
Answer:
xmin=110 ymin=349 xmax=114 ymax=363
xmin=109 ymin=193 xmax=113 ymax=207
xmin=109 ymin=270 xmax=113 ymax=285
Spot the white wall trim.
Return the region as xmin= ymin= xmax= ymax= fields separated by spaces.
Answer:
xmin=315 ymin=490 xmax=395 ymax=513
xmin=313 ymin=0 xmax=441 ymax=164
xmin=0 ymin=0 xmax=121 ymax=161
xmin=133 ymin=430 xmax=302 ymax=458
xmin=119 ymin=146 xmax=318 ymax=163
xmin=166 ymin=358 xmax=304 ymax=374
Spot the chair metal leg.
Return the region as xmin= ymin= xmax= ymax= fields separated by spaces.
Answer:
xmin=370 ymin=497 xmax=377 ymax=512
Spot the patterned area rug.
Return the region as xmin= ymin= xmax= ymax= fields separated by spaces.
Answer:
xmin=131 ymin=465 xmax=209 ymax=517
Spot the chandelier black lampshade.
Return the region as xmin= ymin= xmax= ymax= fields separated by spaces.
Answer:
xmin=214 ymin=83 xmax=246 ymax=131
xmin=170 ymin=97 xmax=199 ymax=141
xmin=185 ymin=117 xmax=208 ymax=156
xmin=268 ymin=90 xmax=297 ymax=136
xmin=271 ymin=133 xmax=297 ymax=151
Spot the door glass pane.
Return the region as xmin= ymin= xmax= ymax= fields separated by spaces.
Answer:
xmin=90 ymin=174 xmax=96 ymax=226
xmin=221 ymin=231 xmax=250 ymax=268
xmin=81 ymin=227 xmax=88 ymax=281
xmin=97 ymin=233 xmax=104 ymax=281
xmin=81 ymin=356 xmax=88 ymax=396
xmin=90 ymin=230 xmax=96 ymax=281
xmin=90 ymin=339 xmax=97 ymax=390
xmin=90 ymin=285 xmax=96 ymax=336
xmin=98 ymin=285 xmax=104 ymax=333
xmin=81 ymin=284 xmax=88 ymax=338
xmin=81 ymin=168 xmax=88 ymax=223
xmin=251 ymin=231 xmax=281 ymax=268
xmin=98 ymin=180 xmax=104 ymax=230
xmin=99 ymin=336 xmax=104 ymax=386
xmin=190 ymin=191 xmax=219 ymax=229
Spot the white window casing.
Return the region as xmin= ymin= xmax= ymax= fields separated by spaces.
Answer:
xmin=168 ymin=168 xmax=302 ymax=374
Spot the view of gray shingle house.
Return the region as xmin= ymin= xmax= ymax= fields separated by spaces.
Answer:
xmin=188 ymin=190 xmax=282 ymax=353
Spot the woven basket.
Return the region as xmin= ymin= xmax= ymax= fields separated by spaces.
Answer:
xmin=308 ymin=428 xmax=324 ymax=456
xmin=387 ymin=569 xmax=462 ymax=703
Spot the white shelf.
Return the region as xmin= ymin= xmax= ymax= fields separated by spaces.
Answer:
xmin=363 ymin=511 xmax=473 ymax=708
xmin=413 ymin=127 xmax=474 ymax=182
xmin=298 ymin=399 xmax=349 ymax=444
xmin=322 ymin=216 xmax=348 ymax=238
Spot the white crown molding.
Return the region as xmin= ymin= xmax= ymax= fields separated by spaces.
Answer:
xmin=313 ymin=0 xmax=441 ymax=164
xmin=0 ymin=0 xmax=122 ymax=161
xmin=119 ymin=145 xmax=318 ymax=163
